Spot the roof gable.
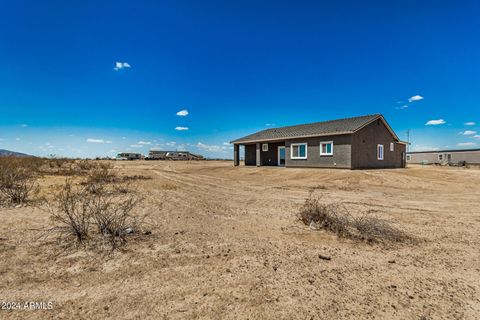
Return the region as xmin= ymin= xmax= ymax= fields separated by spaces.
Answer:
xmin=231 ymin=114 xmax=398 ymax=144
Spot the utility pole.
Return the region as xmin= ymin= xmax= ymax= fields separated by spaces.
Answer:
xmin=406 ymin=129 xmax=410 ymax=152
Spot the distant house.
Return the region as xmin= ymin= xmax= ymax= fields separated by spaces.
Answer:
xmin=230 ymin=114 xmax=407 ymax=169
xmin=116 ymin=152 xmax=144 ymax=160
xmin=147 ymin=150 xmax=204 ymax=160
xmin=407 ymin=148 xmax=480 ymax=165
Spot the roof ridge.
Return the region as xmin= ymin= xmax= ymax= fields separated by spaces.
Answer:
xmin=265 ymin=113 xmax=381 ymax=131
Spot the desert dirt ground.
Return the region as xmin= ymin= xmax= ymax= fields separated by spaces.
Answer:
xmin=1 ymin=161 xmax=479 ymax=319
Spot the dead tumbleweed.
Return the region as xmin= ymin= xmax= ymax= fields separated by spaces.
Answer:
xmin=297 ymin=192 xmax=411 ymax=243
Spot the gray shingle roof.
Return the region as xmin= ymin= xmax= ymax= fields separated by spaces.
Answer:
xmin=231 ymin=114 xmax=384 ymax=144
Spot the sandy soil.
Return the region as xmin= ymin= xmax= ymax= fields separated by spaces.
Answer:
xmin=1 ymin=161 xmax=479 ymax=319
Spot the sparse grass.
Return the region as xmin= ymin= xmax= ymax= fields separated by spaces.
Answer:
xmin=297 ymin=192 xmax=411 ymax=244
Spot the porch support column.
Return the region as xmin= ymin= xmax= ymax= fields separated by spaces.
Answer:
xmin=256 ymin=143 xmax=261 ymax=167
xmin=233 ymin=144 xmax=239 ymax=166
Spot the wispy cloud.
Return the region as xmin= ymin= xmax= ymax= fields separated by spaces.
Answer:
xmin=408 ymin=95 xmax=424 ymax=103
xmin=175 ymin=126 xmax=189 ymax=131
xmin=197 ymin=142 xmax=224 ymax=152
xmin=425 ymin=119 xmax=446 ymax=126
xmin=165 ymin=141 xmax=176 ymax=146
xmin=113 ymin=62 xmax=131 ymax=71
xmin=20 ymin=124 xmax=28 ymax=127
xmin=223 ymin=142 xmax=230 ymax=146
xmin=176 ymin=109 xmax=189 ymax=116
xmin=395 ymin=105 xmax=409 ymax=110
xmin=137 ymin=141 xmax=151 ymax=145
xmin=464 ymin=122 xmax=476 ymax=126
xmin=473 ymin=135 xmax=480 ymax=140
xmin=457 ymin=142 xmax=476 ymax=147
xmin=265 ymin=123 xmax=276 ymax=127
xmin=87 ymin=138 xmax=112 ymax=144
xmin=460 ymin=130 xmax=477 ymax=136
xmin=130 ymin=144 xmax=144 ymax=148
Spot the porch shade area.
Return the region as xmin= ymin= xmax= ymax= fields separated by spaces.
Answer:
xmin=234 ymin=142 xmax=285 ymax=167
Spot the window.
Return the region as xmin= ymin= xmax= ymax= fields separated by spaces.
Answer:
xmin=377 ymin=144 xmax=384 ymax=160
xmin=320 ymin=141 xmax=333 ymax=156
xmin=262 ymin=143 xmax=268 ymax=152
xmin=390 ymin=142 xmax=394 ymax=151
xmin=406 ymin=155 xmax=411 ymax=161
xmin=438 ymin=154 xmax=443 ymax=161
xmin=291 ymin=143 xmax=307 ymax=159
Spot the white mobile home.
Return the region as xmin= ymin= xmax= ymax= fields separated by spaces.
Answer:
xmin=407 ymin=149 xmax=480 ymax=165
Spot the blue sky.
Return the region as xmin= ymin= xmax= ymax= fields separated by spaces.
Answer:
xmin=0 ymin=1 xmax=479 ymax=158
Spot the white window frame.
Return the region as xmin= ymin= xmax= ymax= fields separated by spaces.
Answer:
xmin=377 ymin=144 xmax=384 ymax=160
xmin=406 ymin=154 xmax=411 ymax=161
xmin=320 ymin=141 xmax=333 ymax=156
xmin=290 ymin=143 xmax=307 ymax=159
xmin=262 ymin=143 xmax=268 ymax=152
xmin=390 ymin=142 xmax=394 ymax=152
xmin=438 ymin=154 xmax=443 ymax=161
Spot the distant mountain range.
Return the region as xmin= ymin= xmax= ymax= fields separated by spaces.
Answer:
xmin=0 ymin=149 xmax=32 ymax=157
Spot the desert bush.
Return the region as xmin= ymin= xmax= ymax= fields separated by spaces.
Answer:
xmin=46 ymin=177 xmax=144 ymax=251
xmin=48 ymin=179 xmax=91 ymax=244
xmin=0 ymin=157 xmax=40 ymax=205
xmin=297 ymin=192 xmax=410 ymax=243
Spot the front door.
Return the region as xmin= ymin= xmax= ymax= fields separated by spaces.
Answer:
xmin=278 ymin=146 xmax=286 ymax=166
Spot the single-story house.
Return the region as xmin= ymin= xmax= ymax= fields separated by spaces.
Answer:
xmin=230 ymin=114 xmax=407 ymax=169
xmin=407 ymin=148 xmax=480 ymax=165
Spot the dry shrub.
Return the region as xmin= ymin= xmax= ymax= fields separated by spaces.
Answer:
xmin=48 ymin=179 xmax=91 ymax=243
xmin=351 ymin=214 xmax=410 ymax=243
xmin=46 ymin=178 xmax=145 ymax=251
xmin=297 ymin=192 xmax=410 ymax=244
xmin=296 ymin=195 xmax=350 ymax=236
xmin=0 ymin=157 xmax=40 ymax=205
xmin=41 ymin=158 xmax=78 ymax=176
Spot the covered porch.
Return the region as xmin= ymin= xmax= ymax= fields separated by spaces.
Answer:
xmin=233 ymin=142 xmax=286 ymax=167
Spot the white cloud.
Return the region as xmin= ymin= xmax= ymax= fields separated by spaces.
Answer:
xmin=464 ymin=122 xmax=476 ymax=126
xmin=457 ymin=142 xmax=476 ymax=147
xmin=408 ymin=95 xmax=424 ymax=103
xmin=113 ymin=62 xmax=131 ymax=71
xmin=176 ymin=109 xmax=189 ymax=116
xmin=137 ymin=141 xmax=151 ymax=145
xmin=395 ymin=105 xmax=409 ymax=110
xmin=473 ymin=135 xmax=480 ymax=140
xmin=175 ymin=126 xmax=189 ymax=131
xmin=223 ymin=142 xmax=230 ymax=146
xmin=130 ymin=144 xmax=144 ymax=148
xmin=165 ymin=141 xmax=176 ymax=146
xmin=196 ymin=142 xmax=223 ymax=152
xmin=87 ymin=138 xmax=112 ymax=144
xmin=20 ymin=124 xmax=28 ymax=127
xmin=461 ymin=130 xmax=477 ymax=136
xmin=425 ymin=119 xmax=446 ymax=126
xmin=265 ymin=123 xmax=276 ymax=126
